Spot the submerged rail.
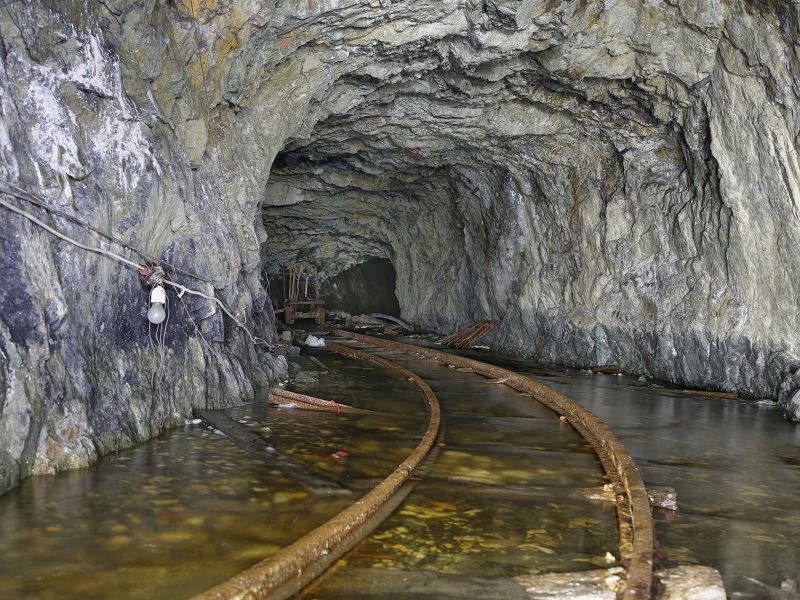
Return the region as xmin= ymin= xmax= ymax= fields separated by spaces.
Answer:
xmin=328 ymin=329 xmax=654 ymax=600
xmin=194 ymin=343 xmax=441 ymax=600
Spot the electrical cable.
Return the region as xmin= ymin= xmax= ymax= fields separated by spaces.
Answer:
xmin=0 ymin=194 xmax=274 ymax=350
xmin=0 ymin=180 xmax=212 ymax=284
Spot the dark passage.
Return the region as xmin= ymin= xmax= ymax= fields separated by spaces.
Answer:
xmin=321 ymin=258 xmax=400 ymax=316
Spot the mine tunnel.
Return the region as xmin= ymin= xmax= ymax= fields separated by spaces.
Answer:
xmin=1 ymin=1 xmax=800 ymax=599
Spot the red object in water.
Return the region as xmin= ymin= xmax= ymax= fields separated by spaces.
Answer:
xmin=307 ymin=448 xmax=350 ymax=461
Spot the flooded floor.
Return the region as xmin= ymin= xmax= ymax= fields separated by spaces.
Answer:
xmin=0 ymin=357 xmax=425 ymax=599
xmin=0 ymin=338 xmax=798 ymax=599
xmin=300 ymin=348 xmax=618 ymax=599
xmin=443 ymin=343 xmax=800 ymax=599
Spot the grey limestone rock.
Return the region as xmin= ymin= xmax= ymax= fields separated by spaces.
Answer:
xmin=3 ymin=0 xmax=800 ymax=493
xmin=259 ymin=0 xmax=800 ymax=409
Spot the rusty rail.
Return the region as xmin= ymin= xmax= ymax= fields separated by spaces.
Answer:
xmin=194 ymin=343 xmax=441 ymax=600
xmin=328 ymin=329 xmax=654 ymax=600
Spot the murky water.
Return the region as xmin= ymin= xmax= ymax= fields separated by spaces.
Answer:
xmin=1 ymin=339 xmax=797 ymax=599
xmin=300 ymin=348 xmax=618 ymax=599
xmin=0 ymin=349 xmax=616 ymax=598
xmin=443 ymin=344 xmax=800 ymax=599
xmin=0 ymin=356 xmax=424 ymax=599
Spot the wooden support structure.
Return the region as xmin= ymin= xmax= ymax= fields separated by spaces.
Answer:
xmin=281 ymin=263 xmax=326 ymax=326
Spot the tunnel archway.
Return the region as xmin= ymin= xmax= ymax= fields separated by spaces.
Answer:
xmin=320 ymin=258 xmax=401 ymax=316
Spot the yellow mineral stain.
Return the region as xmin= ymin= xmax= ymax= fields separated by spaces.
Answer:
xmin=156 ymin=530 xmax=194 ymax=543
xmin=274 ymin=491 xmax=308 ymax=503
xmin=109 ymin=535 xmax=133 ymax=547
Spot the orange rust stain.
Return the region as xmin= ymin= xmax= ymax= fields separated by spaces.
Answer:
xmin=278 ymin=34 xmax=295 ymax=52
xmin=219 ymin=29 xmax=241 ymax=58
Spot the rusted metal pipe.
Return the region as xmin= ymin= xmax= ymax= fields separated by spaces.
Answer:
xmin=328 ymin=329 xmax=654 ymax=600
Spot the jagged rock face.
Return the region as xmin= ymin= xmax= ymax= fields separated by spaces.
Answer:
xmin=0 ymin=0 xmax=291 ymax=494
xmin=260 ymin=0 xmax=800 ymax=415
xmin=1 ymin=0 xmax=799 ymax=492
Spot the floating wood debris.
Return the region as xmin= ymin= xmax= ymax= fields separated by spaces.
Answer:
xmin=439 ymin=319 xmax=500 ymax=349
xmin=268 ymin=388 xmax=371 ymax=415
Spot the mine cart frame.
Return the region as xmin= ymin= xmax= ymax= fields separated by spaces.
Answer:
xmin=281 ymin=264 xmax=326 ymax=326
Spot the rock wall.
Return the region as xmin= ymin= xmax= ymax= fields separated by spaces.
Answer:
xmin=2 ymin=0 xmax=800 ymax=494
xmin=259 ymin=0 xmax=800 ymax=419
xmin=0 ymin=0 xmax=296 ymax=495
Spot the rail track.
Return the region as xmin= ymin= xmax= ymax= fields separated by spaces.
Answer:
xmin=196 ymin=331 xmax=655 ymax=600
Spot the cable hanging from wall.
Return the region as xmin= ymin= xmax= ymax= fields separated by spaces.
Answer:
xmin=0 ymin=3 xmax=274 ymax=360
xmin=0 ymin=190 xmax=275 ymax=351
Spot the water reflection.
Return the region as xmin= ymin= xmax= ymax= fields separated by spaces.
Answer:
xmin=0 ymin=350 xmax=619 ymax=599
xmin=448 ymin=344 xmax=800 ymax=598
xmin=3 ymin=340 xmax=789 ymax=599
xmin=303 ymin=351 xmax=618 ymax=598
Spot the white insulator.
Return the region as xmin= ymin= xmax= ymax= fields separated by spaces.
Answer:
xmin=150 ymin=285 xmax=166 ymax=304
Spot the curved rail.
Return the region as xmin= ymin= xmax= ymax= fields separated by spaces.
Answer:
xmin=194 ymin=343 xmax=441 ymax=600
xmin=328 ymin=329 xmax=654 ymax=600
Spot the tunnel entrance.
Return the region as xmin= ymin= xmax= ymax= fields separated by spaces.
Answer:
xmin=321 ymin=258 xmax=400 ymax=316
xmin=267 ymin=258 xmax=400 ymax=321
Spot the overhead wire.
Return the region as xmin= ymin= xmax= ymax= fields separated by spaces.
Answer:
xmin=0 ymin=180 xmax=212 ymax=284
xmin=1 ymin=3 xmax=275 ymax=352
xmin=0 ymin=193 xmax=274 ymax=350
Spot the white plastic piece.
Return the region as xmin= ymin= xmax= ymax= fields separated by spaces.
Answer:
xmin=150 ymin=285 xmax=166 ymax=304
xmin=305 ymin=334 xmax=326 ymax=347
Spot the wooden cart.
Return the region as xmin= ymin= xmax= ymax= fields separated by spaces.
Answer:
xmin=281 ymin=264 xmax=326 ymax=326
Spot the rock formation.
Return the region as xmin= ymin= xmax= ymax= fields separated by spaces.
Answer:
xmin=261 ymin=0 xmax=800 ymax=418
xmin=1 ymin=0 xmax=799 ymax=492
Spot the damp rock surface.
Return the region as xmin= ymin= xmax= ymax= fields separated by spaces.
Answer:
xmin=257 ymin=0 xmax=800 ymax=409
xmin=2 ymin=0 xmax=800 ymax=491
xmin=0 ymin=1 xmax=289 ymax=494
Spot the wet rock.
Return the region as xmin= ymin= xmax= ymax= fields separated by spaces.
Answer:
xmin=3 ymin=0 xmax=800 ymax=492
xmin=778 ymin=369 xmax=800 ymax=422
xmin=287 ymin=361 xmax=302 ymax=375
xmin=273 ymin=345 xmax=300 ymax=358
xmin=0 ymin=1 xmax=287 ymax=494
xmin=294 ymin=371 xmax=320 ymax=385
xmin=257 ymin=0 xmax=800 ymax=414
